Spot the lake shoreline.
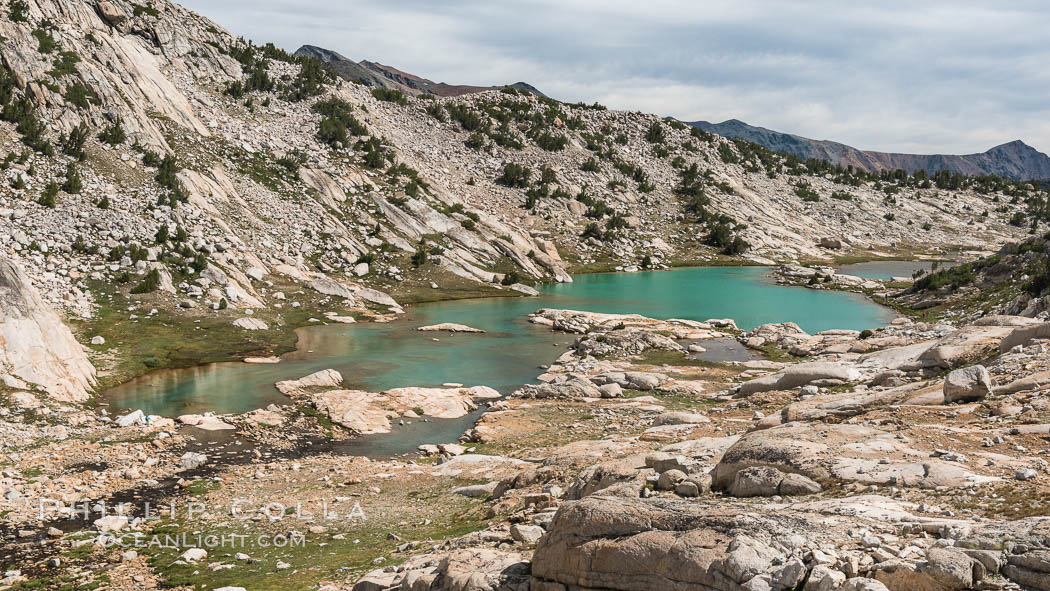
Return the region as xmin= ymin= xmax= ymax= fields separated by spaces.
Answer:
xmin=94 ymin=255 xmax=929 ymax=410
xmin=101 ymin=265 xmax=897 ymax=420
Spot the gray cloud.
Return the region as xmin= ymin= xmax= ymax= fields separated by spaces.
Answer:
xmin=178 ymin=0 xmax=1050 ymax=155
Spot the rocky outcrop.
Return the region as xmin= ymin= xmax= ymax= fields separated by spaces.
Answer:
xmin=275 ymin=369 xmax=345 ymax=395
xmin=532 ymin=492 xmax=1050 ymax=591
xmin=532 ymin=495 xmax=809 ymax=591
xmin=712 ymin=423 xmax=993 ymax=491
xmin=999 ymin=322 xmax=1050 ymax=352
xmin=734 ymin=362 xmax=861 ymax=396
xmin=354 ymin=547 xmax=530 ymax=591
xmin=0 ymin=257 xmax=95 ymax=401
xmin=942 ymin=365 xmax=993 ymax=403
xmin=277 ymin=369 xmax=500 ymax=433
xmin=418 ymin=323 xmax=486 ymax=333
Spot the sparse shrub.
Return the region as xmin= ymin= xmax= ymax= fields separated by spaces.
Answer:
xmin=794 ymin=182 xmax=819 ymax=202
xmin=6 ymin=97 xmax=52 ymax=154
xmin=371 ymin=87 xmax=408 ymax=105
xmin=132 ymin=3 xmax=160 ymax=17
xmin=360 ymin=138 xmax=388 ymax=168
xmin=313 ymin=97 xmax=367 ymax=147
xmin=411 ymin=247 xmax=428 ymax=267
xmin=155 ymin=154 xmax=179 ymax=189
xmin=1026 ymin=256 xmax=1050 ymax=296
xmin=534 ymin=131 xmax=568 ymax=151
xmin=32 ymin=29 xmax=58 ymax=54
xmin=50 ymin=51 xmax=79 ymax=77
xmin=496 ymin=162 xmax=531 ymax=188
xmin=717 ymin=142 xmax=738 ymax=164
xmin=706 ymin=221 xmax=750 ymax=255
xmin=446 ymin=104 xmax=488 ymax=133
xmin=191 ymin=252 xmax=209 ymax=272
xmin=140 ymin=148 xmax=161 ymax=167
xmin=98 ymin=116 xmax=127 ymax=146
xmin=425 ymin=102 xmax=446 ymax=121
xmin=64 ymin=81 xmax=93 ymax=109
xmin=130 ymin=269 xmax=161 ymax=294
xmin=581 ymin=222 xmax=603 ymax=240
xmin=60 ymin=123 xmax=90 ymax=160
xmin=224 ymin=80 xmax=245 ymax=98
xmin=645 ymin=121 xmax=665 ymax=144
xmin=276 ymin=150 xmax=304 ymax=172
xmin=500 ymin=270 xmax=520 ymax=285
xmin=284 ymin=56 xmax=332 ymax=102
xmin=9 ymin=0 xmax=29 ymax=22
xmin=606 ymin=214 xmax=628 ymax=233
xmin=39 ymin=181 xmax=58 ymax=208
xmin=465 ymin=133 xmax=485 ymax=150
xmin=61 ymin=162 xmax=82 ymax=193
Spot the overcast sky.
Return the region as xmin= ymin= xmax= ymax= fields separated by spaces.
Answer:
xmin=178 ymin=0 xmax=1050 ymax=155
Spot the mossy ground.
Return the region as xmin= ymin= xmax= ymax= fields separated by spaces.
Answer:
xmin=75 ymin=277 xmax=351 ymax=391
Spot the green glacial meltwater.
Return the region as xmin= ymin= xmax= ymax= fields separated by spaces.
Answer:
xmin=105 ymin=267 xmax=894 ymax=421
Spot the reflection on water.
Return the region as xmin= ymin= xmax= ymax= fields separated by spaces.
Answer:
xmin=106 ymin=266 xmax=896 ymax=423
xmin=692 ymin=337 xmax=764 ymax=364
xmin=836 ymin=260 xmax=937 ymax=280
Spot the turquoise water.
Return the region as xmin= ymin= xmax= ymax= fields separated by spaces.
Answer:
xmin=105 ymin=266 xmax=894 ymax=419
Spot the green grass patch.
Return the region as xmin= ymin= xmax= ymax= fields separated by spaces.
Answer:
xmin=143 ymin=508 xmax=488 ymax=590
xmin=76 ymin=279 xmax=334 ymax=391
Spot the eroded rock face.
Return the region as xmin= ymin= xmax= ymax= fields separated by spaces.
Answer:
xmin=532 ymin=495 xmax=822 ymax=591
xmin=734 ymin=362 xmax=861 ymax=397
xmin=529 ymin=492 xmax=1050 ymax=591
xmin=712 ymin=422 xmax=993 ymax=491
xmin=873 ymin=548 xmax=985 ymax=591
xmin=999 ymin=322 xmax=1050 ymax=352
xmin=0 ymin=257 xmax=95 ymax=401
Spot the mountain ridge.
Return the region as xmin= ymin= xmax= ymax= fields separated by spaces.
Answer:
xmin=685 ymin=118 xmax=1050 ymax=181
xmin=295 ymin=44 xmax=545 ymax=98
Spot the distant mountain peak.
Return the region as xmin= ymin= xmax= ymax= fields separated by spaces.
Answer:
xmin=684 ymin=120 xmax=1050 ymax=181
xmin=294 ymin=45 xmax=545 ymax=98
xmin=989 ymin=139 xmax=1033 ymax=151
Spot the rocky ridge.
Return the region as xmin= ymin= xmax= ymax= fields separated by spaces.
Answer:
xmin=689 ymin=119 xmax=1050 ymax=181
xmin=295 ymin=44 xmax=545 ymax=98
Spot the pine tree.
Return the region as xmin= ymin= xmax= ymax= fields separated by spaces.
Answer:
xmin=61 ymin=163 xmax=82 ymax=193
xmin=39 ymin=181 xmax=59 ymax=208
